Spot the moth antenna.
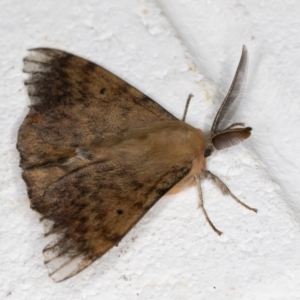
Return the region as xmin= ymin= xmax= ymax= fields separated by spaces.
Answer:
xmin=181 ymin=94 xmax=194 ymax=122
xmin=203 ymin=170 xmax=257 ymax=213
xmin=211 ymin=45 xmax=248 ymax=134
xmin=195 ymin=175 xmax=223 ymax=235
xmin=223 ymin=122 xmax=245 ymax=131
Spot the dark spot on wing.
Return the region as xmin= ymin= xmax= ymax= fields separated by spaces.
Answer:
xmin=131 ymin=180 xmax=144 ymax=190
xmin=100 ymin=88 xmax=106 ymax=95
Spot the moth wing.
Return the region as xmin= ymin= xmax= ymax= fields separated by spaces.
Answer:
xmin=38 ymin=159 xmax=191 ymax=282
xmin=17 ymin=49 xmax=185 ymax=282
xmin=19 ymin=48 xmax=177 ymax=169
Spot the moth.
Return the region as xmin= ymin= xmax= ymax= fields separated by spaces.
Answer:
xmin=17 ymin=45 xmax=256 ymax=282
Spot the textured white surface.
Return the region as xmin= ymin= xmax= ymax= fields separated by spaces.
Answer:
xmin=1 ymin=0 xmax=300 ymax=299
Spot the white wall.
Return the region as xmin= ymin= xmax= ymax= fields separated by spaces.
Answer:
xmin=1 ymin=0 xmax=300 ymax=299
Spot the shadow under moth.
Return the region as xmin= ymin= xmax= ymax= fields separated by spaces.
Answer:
xmin=17 ymin=45 xmax=257 ymax=282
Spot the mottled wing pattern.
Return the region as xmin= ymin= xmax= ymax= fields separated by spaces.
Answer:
xmin=39 ymin=157 xmax=191 ymax=282
xmin=17 ymin=49 xmax=186 ymax=282
xmin=18 ymin=48 xmax=177 ymax=170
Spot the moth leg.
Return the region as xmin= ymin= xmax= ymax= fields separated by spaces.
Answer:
xmin=203 ymin=170 xmax=258 ymax=213
xmin=223 ymin=122 xmax=245 ymax=130
xmin=181 ymin=94 xmax=194 ymax=122
xmin=195 ymin=175 xmax=223 ymax=235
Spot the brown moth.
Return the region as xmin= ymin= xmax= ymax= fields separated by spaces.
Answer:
xmin=17 ymin=45 xmax=256 ymax=282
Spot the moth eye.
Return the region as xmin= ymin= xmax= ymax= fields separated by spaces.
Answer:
xmin=100 ymin=88 xmax=106 ymax=95
xmin=204 ymin=148 xmax=212 ymax=157
xmin=117 ymin=209 xmax=124 ymax=215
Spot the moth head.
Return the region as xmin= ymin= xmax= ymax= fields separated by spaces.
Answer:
xmin=203 ymin=134 xmax=214 ymax=157
xmin=204 ymin=45 xmax=252 ymax=158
